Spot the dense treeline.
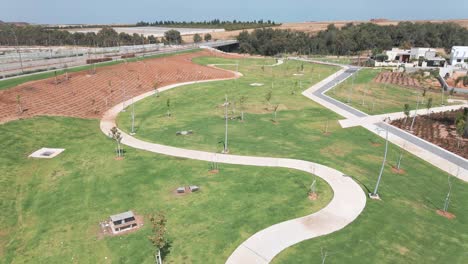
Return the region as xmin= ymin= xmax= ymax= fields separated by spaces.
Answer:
xmin=136 ymin=19 xmax=279 ymax=31
xmin=0 ymin=25 xmax=160 ymax=47
xmin=237 ymin=22 xmax=468 ymax=56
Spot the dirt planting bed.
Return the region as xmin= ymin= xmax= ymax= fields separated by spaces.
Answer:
xmin=374 ymin=71 xmax=441 ymax=90
xmin=391 ymin=108 xmax=468 ymax=159
xmin=0 ymin=50 xmax=241 ymax=123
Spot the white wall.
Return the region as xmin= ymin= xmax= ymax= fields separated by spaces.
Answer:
xmin=450 ymin=46 xmax=468 ymax=66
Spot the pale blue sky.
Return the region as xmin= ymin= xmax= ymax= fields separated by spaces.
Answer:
xmin=1 ymin=0 xmax=467 ymax=24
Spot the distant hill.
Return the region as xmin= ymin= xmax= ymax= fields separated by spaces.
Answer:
xmin=0 ymin=20 xmax=29 ymax=26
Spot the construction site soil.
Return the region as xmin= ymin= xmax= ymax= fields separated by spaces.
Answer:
xmin=0 ymin=50 xmax=241 ymax=123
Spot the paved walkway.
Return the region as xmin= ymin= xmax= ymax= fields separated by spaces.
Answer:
xmin=297 ymin=58 xmax=468 ymax=181
xmin=100 ymin=69 xmax=366 ymax=264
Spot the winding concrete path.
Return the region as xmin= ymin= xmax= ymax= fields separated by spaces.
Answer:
xmin=100 ymin=63 xmax=366 ymax=263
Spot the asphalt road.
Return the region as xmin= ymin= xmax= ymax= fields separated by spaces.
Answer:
xmin=308 ymin=63 xmax=468 ymax=171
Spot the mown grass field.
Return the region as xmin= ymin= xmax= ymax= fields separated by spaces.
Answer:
xmin=326 ymin=68 xmax=461 ymax=115
xmin=118 ymin=57 xmax=468 ymax=263
xmin=0 ymin=116 xmax=332 ymax=263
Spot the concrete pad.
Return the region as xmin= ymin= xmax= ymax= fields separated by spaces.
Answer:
xmin=29 ymin=148 xmax=65 ymax=159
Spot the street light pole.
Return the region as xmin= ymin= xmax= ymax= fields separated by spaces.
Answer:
xmin=371 ymin=124 xmax=389 ymax=198
xmin=223 ymin=94 xmax=229 ymax=153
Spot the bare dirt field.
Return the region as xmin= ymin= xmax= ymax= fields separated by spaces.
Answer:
xmin=391 ymin=108 xmax=468 ymax=159
xmin=0 ymin=50 xmax=242 ymax=123
xmin=446 ymin=72 xmax=468 ymax=89
xmin=374 ymin=71 xmax=441 ymax=90
xmin=187 ymin=19 xmax=468 ymax=42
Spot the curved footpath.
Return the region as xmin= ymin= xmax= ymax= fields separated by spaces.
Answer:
xmin=100 ymin=61 xmax=366 ymax=263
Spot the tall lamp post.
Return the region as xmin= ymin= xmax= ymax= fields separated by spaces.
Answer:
xmin=222 ymin=95 xmax=229 ymax=153
xmin=370 ymin=119 xmax=390 ymax=199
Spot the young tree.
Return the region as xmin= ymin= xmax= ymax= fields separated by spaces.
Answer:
xmin=443 ymin=175 xmax=454 ymax=212
xmin=110 ymin=126 xmax=123 ymax=157
xmin=204 ymin=33 xmax=212 ymax=42
xmin=421 ymin=89 xmax=427 ymax=104
xmin=148 ymin=212 xmax=168 ymax=264
xmin=193 ymin=33 xmax=202 ymax=43
xmin=265 ymin=90 xmax=272 ymax=109
xmin=309 ymin=165 xmax=317 ymax=198
xmin=166 ymin=98 xmax=171 ymax=117
xmin=16 ymin=95 xmax=23 ymax=114
xmin=154 ymin=82 xmax=159 ymax=97
xmin=239 ymin=95 xmax=247 ymax=121
xmin=273 ymin=104 xmax=280 ymax=122
xmin=426 ymin=97 xmax=433 ymax=115
xmin=403 ymin=103 xmax=410 ymax=124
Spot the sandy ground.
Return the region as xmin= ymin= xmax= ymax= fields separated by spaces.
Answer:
xmin=182 ymin=19 xmax=468 ymax=42
xmin=0 ymin=50 xmax=243 ymax=123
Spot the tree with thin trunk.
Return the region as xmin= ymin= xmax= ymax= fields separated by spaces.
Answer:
xmin=272 ymin=104 xmax=280 ymax=122
xmin=154 ymin=82 xmax=160 ymax=97
xmin=310 ymin=165 xmax=317 ymax=196
xmin=324 ymin=119 xmax=330 ymax=134
xmin=166 ymin=98 xmax=171 ymax=117
xmin=426 ymin=97 xmax=433 ymax=115
xmin=16 ymin=95 xmax=23 ymax=114
xmin=403 ymin=103 xmax=410 ymax=124
xmin=396 ymin=144 xmax=405 ymax=171
xmin=421 ymin=89 xmax=427 ymax=104
xmin=239 ymin=95 xmax=247 ymax=121
xmin=443 ymin=175 xmax=454 ymax=212
xmin=148 ymin=212 xmax=168 ymax=264
xmin=265 ymin=90 xmax=272 ymax=109
xmin=110 ymin=126 xmax=123 ymax=157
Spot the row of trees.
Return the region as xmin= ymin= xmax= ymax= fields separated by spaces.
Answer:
xmin=136 ymin=19 xmax=279 ymax=31
xmin=0 ymin=25 xmax=217 ymax=47
xmin=0 ymin=25 xmax=164 ymax=47
xmin=237 ymin=22 xmax=468 ymax=56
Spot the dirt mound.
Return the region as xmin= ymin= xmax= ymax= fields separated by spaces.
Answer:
xmin=0 ymin=50 xmax=241 ymax=123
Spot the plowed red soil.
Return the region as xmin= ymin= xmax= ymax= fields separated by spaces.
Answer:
xmin=0 ymin=50 xmax=241 ymax=123
xmin=374 ymin=72 xmax=441 ymax=90
xmin=391 ymin=109 xmax=468 ymax=159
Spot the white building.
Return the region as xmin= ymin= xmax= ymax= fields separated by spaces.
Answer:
xmin=385 ymin=48 xmax=410 ymax=62
xmin=450 ymin=46 xmax=468 ymax=66
xmin=410 ymin=47 xmax=436 ymax=60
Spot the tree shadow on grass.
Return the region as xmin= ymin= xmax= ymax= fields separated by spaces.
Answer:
xmin=346 ymin=174 xmax=371 ymax=194
xmin=161 ymin=239 xmax=173 ymax=260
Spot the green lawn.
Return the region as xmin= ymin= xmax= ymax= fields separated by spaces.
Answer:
xmin=326 ymin=68 xmax=461 ymax=115
xmin=0 ymin=49 xmax=201 ymax=91
xmin=117 ymin=57 xmax=468 ymax=263
xmin=0 ymin=116 xmax=332 ymax=263
xmin=308 ymin=56 xmax=353 ymax=65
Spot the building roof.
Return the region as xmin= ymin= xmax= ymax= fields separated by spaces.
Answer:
xmin=110 ymin=211 xmax=134 ymax=222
